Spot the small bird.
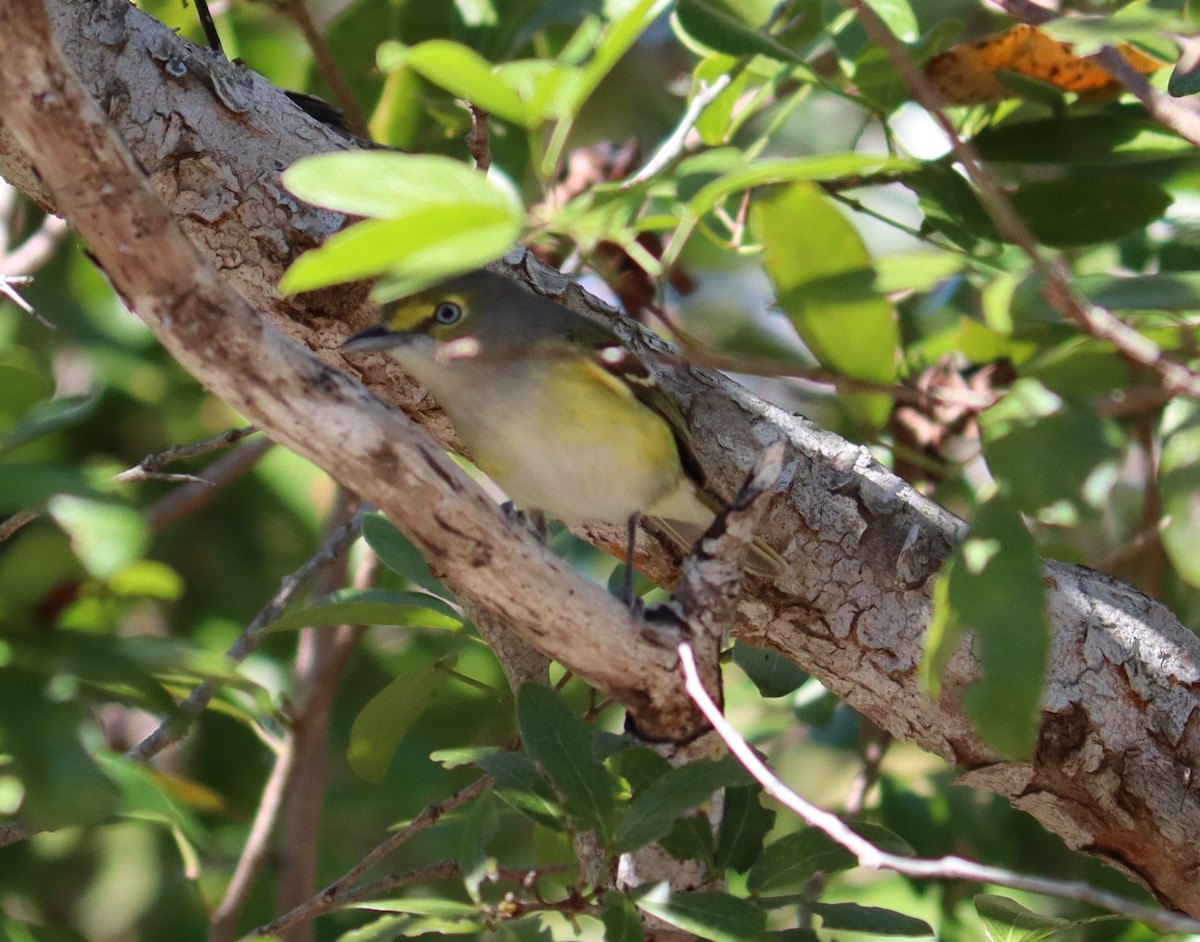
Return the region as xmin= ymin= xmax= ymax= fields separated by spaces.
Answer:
xmin=341 ymin=270 xmax=785 ymax=580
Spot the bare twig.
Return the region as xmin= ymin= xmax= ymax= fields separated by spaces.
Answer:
xmin=467 ymin=105 xmax=491 ymax=173
xmin=621 ymin=74 xmax=733 ymax=189
xmin=244 ymin=776 xmax=492 ymax=939
xmin=279 ymin=0 xmax=368 ymax=138
xmin=207 ymin=496 xmax=370 ymax=942
xmin=207 ymin=730 xmax=298 ymax=942
xmin=114 ymin=425 xmax=257 ymax=484
xmin=145 ymin=437 xmax=273 ymax=533
xmin=127 ymin=505 xmax=367 ymax=762
xmin=0 ymin=508 xmax=38 ymax=544
xmin=3 ymin=211 xmax=68 ymax=275
xmin=678 ymin=643 xmax=1200 ymax=936
xmin=849 ymin=0 xmax=1200 ymax=402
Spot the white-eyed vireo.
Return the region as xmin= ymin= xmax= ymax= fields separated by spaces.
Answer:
xmin=342 ymin=270 xmax=785 ymax=578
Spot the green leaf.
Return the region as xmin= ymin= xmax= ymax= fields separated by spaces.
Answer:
xmin=602 ymin=892 xmax=647 ymax=942
xmin=279 ymin=207 xmax=517 ymax=296
xmin=1009 ymin=177 xmax=1173 ymax=247
xmin=658 ymin=812 xmax=716 ymax=862
xmin=862 ymin=0 xmax=917 ymax=42
xmin=690 ymin=154 xmax=914 ymax=217
xmin=974 ymin=895 xmax=1071 ymax=942
xmin=923 ymin=494 xmax=1048 ymax=759
xmin=0 ymin=667 xmax=120 ymax=829
xmin=280 ymin=153 xmax=522 ymax=294
xmin=693 ymin=55 xmax=752 ymax=146
xmin=635 ymin=887 xmax=771 ymax=942
xmin=474 ymin=750 xmax=564 ymax=830
xmin=283 ymin=152 xmax=519 ymax=219
xmin=900 ymin=165 xmax=998 ymax=251
xmin=715 ymin=785 xmax=775 ymax=872
xmin=48 ymin=496 xmax=149 ymax=581
xmin=268 ymin=588 xmax=462 ymax=632
xmin=516 ymin=684 xmax=615 ymax=840
xmin=347 ymin=656 xmax=455 ymax=782
xmin=733 ymin=642 xmax=809 ymax=698
xmin=809 ymin=902 xmax=932 ymax=936
xmin=753 ymin=181 xmax=899 ymax=429
xmin=617 ymin=757 xmax=751 ymax=851
xmin=360 ymin=513 xmax=445 ymax=594
xmin=1160 ymin=411 xmax=1200 ymax=587
xmin=0 ymin=464 xmax=107 ymax=511
xmin=1 ymin=395 xmax=97 ymax=455
xmin=746 ymin=828 xmax=856 ymax=892
xmin=575 ymin=0 xmax=672 ymax=112
xmin=974 ymin=114 xmax=1190 ymax=165
xmin=672 ymin=0 xmax=798 ymax=63
xmin=980 ymin=379 xmax=1117 ymax=513
xmin=376 ymin=40 xmax=528 ymax=125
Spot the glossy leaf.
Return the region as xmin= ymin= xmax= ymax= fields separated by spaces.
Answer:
xmin=377 ymin=40 xmax=528 ymax=125
xmin=810 ymin=902 xmax=932 ymax=936
xmin=754 ymin=181 xmax=899 ymax=428
xmin=635 ymin=887 xmax=772 ymax=942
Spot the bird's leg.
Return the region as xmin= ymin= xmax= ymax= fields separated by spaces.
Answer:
xmin=618 ymin=513 xmax=641 ymax=610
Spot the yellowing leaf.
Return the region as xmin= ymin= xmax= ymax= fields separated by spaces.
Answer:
xmin=926 ymin=24 xmax=1164 ymax=105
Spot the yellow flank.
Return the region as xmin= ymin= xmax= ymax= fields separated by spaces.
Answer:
xmin=462 ymin=354 xmax=699 ymax=525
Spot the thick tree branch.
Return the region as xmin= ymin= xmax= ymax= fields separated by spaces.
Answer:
xmin=4 ymin=0 xmax=1200 ymax=913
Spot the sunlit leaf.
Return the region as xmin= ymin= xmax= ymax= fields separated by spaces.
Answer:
xmin=635 ymin=887 xmax=771 ymax=942
xmin=377 ymin=40 xmax=528 ymax=125
xmin=923 ymin=494 xmax=1048 ymax=759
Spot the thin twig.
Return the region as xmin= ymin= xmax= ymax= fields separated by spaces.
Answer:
xmin=127 ymin=505 xmax=367 ymax=762
xmin=849 ymin=0 xmax=1200 ymax=402
xmin=145 ymin=437 xmax=273 ymax=533
xmin=207 ymin=497 xmax=370 ymax=942
xmin=244 ymin=776 xmax=492 ymax=939
xmin=113 ymin=425 xmax=257 ymax=483
xmin=207 ymin=732 xmax=298 ymax=942
xmin=0 ymin=508 xmax=38 ymax=544
xmin=280 ymin=0 xmax=368 ymax=138
xmin=467 ymin=105 xmax=492 ymax=173
xmin=3 ymin=212 xmax=68 ymax=275
xmin=677 ymin=643 xmax=1200 ymax=936
xmin=621 ymin=74 xmax=733 ymax=189
xmin=0 ymin=274 xmax=54 ymax=329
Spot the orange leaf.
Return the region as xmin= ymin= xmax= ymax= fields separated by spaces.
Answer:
xmin=925 ymin=23 xmax=1164 ymax=105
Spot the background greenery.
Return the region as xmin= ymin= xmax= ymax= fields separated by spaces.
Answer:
xmin=2 ymin=0 xmax=1198 ymax=939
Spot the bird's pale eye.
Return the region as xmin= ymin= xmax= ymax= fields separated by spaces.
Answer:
xmin=433 ymin=302 xmax=463 ymax=326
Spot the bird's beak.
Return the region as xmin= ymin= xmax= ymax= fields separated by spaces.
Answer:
xmin=341 ymin=324 xmax=408 ymax=354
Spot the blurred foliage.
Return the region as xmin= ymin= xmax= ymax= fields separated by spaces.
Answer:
xmin=2 ymin=0 xmax=1199 ymax=939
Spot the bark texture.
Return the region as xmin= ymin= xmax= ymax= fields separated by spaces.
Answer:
xmin=3 ymin=0 xmax=1200 ymax=914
